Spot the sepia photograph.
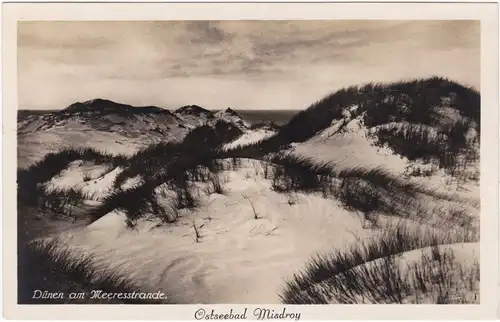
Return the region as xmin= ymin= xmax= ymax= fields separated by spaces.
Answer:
xmin=3 ymin=2 xmax=499 ymax=320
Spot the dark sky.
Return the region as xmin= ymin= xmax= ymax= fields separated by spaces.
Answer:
xmin=18 ymin=20 xmax=479 ymax=110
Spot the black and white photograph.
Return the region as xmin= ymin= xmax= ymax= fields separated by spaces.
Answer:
xmin=4 ymin=2 xmax=499 ymax=318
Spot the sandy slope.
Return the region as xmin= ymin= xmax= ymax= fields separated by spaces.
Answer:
xmin=47 ymin=160 xmax=378 ymax=303
xmin=290 ymin=114 xmax=409 ymax=172
xmin=222 ymin=128 xmax=277 ymax=151
xmin=39 ymin=157 xmax=476 ymax=304
xmin=43 ymin=161 xmax=124 ymax=200
xmin=289 ymin=114 xmax=480 ymax=206
xmin=17 ymin=125 xmax=187 ymax=169
xmin=18 ymin=106 xmax=251 ymax=169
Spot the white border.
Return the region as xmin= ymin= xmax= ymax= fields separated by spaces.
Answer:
xmin=2 ymin=2 xmax=499 ymax=320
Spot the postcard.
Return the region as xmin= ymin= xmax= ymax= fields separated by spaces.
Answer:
xmin=2 ymin=2 xmax=499 ymax=320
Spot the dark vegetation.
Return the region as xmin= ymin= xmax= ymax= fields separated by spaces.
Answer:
xmin=86 ymin=121 xmax=243 ymax=227
xmin=242 ymin=193 xmax=260 ymax=220
xmin=203 ymin=174 xmax=228 ymax=195
xmin=92 ymin=174 xmax=198 ymax=228
xmin=17 ymin=147 xmax=127 ymax=208
xmin=18 ymin=146 xmax=465 ymax=232
xmin=227 ymin=77 xmax=480 ymax=172
xmin=19 ymin=237 xmax=167 ymax=304
xmin=279 ymin=224 xmax=477 ymax=304
xmin=91 ymin=151 xmax=244 ymax=228
xmin=113 ymin=120 xmax=241 ymax=189
xmin=269 ymin=154 xmax=333 ymax=193
xmin=371 ymin=118 xmax=477 ymax=175
xmin=37 ymin=188 xmax=85 ymax=220
xmin=266 ymin=153 xmax=474 ymax=229
xmin=263 ymin=153 xmax=448 ymax=226
xmin=184 ymin=120 xmax=243 ymax=150
xmin=249 ymin=121 xmax=281 ymax=131
xmin=174 ymin=104 xmax=214 ymax=118
xmin=62 ymin=98 xmax=174 ymax=117
xmin=18 ymin=77 xmax=479 ymax=230
xmin=18 ymin=118 xmax=242 ymax=229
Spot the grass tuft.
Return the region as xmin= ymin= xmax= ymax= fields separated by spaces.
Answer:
xmin=279 ymin=223 xmax=475 ymax=304
xmin=19 ymin=237 xmax=166 ymax=304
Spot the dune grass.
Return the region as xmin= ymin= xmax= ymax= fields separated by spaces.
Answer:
xmin=112 ymin=121 xmax=237 ymax=188
xmin=89 ymin=160 xmax=218 ymax=227
xmin=227 ymin=77 xmax=479 ymax=168
xmin=269 ymin=153 xmax=334 ymax=193
xmin=18 ymin=78 xmax=479 ymax=229
xmin=279 ymin=224 xmax=477 ymax=304
xmin=18 ymin=147 xmax=127 ymax=206
xmin=371 ymin=119 xmax=477 ymax=173
xmin=21 ymin=142 xmax=468 ymax=232
xmin=203 ymin=173 xmax=228 ymax=195
xmin=37 ymin=187 xmax=87 ymax=220
xmin=84 ymin=122 xmax=245 ymax=227
xmin=19 ymin=237 xmax=166 ymax=304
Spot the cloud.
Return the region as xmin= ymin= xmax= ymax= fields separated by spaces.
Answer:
xmin=183 ymin=21 xmax=232 ymax=45
xmin=18 ymin=20 xmax=479 ymax=110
